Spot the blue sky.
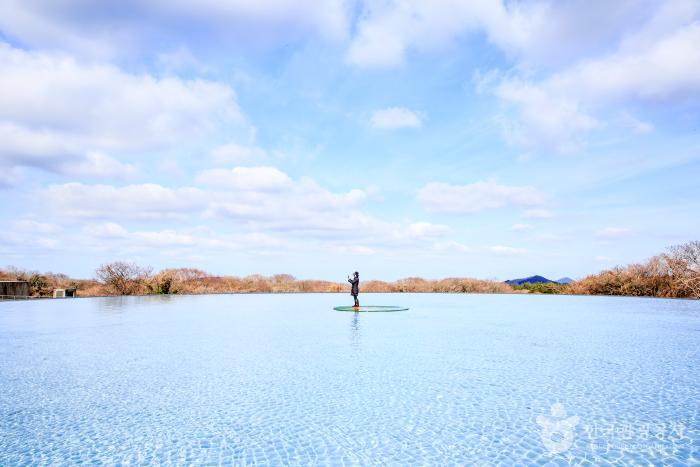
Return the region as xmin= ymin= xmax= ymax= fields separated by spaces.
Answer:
xmin=1 ymin=0 xmax=699 ymax=280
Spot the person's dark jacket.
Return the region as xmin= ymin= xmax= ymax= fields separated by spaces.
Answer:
xmin=348 ymin=277 xmax=359 ymax=295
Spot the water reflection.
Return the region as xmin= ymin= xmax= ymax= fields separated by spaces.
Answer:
xmin=96 ymin=296 xmax=131 ymax=313
xmin=350 ymin=311 xmax=361 ymax=351
xmin=96 ymin=294 xmax=176 ymax=313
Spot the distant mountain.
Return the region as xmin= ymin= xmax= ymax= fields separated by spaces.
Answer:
xmin=504 ymin=275 xmax=574 ymax=285
xmin=504 ymin=275 xmax=556 ymax=286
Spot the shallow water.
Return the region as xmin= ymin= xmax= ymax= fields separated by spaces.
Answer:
xmin=1 ymin=293 xmax=698 ymax=465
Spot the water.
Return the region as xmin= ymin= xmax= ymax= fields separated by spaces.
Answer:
xmin=1 ymin=293 xmax=698 ymax=465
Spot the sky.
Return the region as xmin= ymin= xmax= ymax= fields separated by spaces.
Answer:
xmin=1 ymin=0 xmax=699 ymax=281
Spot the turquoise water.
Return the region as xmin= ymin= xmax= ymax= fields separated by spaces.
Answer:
xmin=1 ymin=293 xmax=698 ymax=465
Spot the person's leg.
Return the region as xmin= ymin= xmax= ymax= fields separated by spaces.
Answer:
xmin=354 ymin=295 xmax=359 ymax=307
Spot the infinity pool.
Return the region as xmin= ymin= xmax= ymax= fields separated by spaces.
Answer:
xmin=1 ymin=293 xmax=698 ymax=464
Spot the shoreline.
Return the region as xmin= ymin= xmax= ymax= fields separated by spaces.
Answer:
xmin=2 ymin=290 xmax=698 ymax=302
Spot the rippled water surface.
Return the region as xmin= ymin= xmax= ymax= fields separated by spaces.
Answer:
xmin=1 ymin=293 xmax=698 ymax=465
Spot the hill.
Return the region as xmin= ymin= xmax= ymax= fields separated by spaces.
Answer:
xmin=504 ymin=275 xmax=556 ymax=286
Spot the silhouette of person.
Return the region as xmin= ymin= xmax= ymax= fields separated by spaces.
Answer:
xmin=348 ymin=271 xmax=360 ymax=307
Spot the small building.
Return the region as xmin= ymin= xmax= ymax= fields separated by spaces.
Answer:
xmin=0 ymin=281 xmax=30 ymax=298
xmin=53 ymin=288 xmax=77 ymax=298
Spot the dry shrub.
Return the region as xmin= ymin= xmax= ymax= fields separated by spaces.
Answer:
xmin=93 ymin=267 xmax=515 ymax=296
xmin=363 ymin=280 xmax=398 ymax=292
xmin=433 ymin=278 xmax=513 ymax=293
xmin=74 ymin=280 xmax=110 ymax=296
xmin=2 ymin=267 xmax=59 ymax=296
xmin=10 ymin=241 xmax=699 ymax=299
xmin=143 ymin=268 xmax=210 ymax=294
xmin=666 ymin=241 xmax=700 ymax=297
xmin=96 ymin=261 xmax=152 ymax=295
xmin=3 ymin=263 xmax=510 ymax=297
xmin=359 ymin=277 xmax=511 ymax=293
xmin=570 ymin=241 xmax=700 ymax=299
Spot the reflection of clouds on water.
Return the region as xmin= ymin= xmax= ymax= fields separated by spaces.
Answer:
xmin=149 ymin=295 xmax=175 ymax=305
xmin=96 ymin=294 xmax=175 ymax=313
xmin=97 ymin=296 xmax=131 ymax=313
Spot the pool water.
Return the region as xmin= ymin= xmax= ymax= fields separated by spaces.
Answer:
xmin=1 ymin=293 xmax=698 ymax=464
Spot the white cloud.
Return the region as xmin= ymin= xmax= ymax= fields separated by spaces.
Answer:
xmin=68 ymin=152 xmax=138 ymax=179
xmin=0 ymin=42 xmax=241 ymax=182
xmin=196 ymin=166 xmax=293 ymax=191
xmin=156 ymin=46 xmax=205 ymax=73
xmin=344 ymin=0 xmax=667 ymax=69
xmin=81 ymin=222 xmax=282 ymax=254
xmin=492 ymin=78 xmax=599 ymax=153
xmin=535 ymin=233 xmax=561 ymax=241
xmin=595 ymin=255 xmax=613 ymax=262
xmin=0 ymin=0 xmax=350 ymax=60
xmin=195 ymin=169 xmax=377 ymax=235
xmin=210 ymin=143 xmax=267 ymax=164
xmin=418 ymin=180 xmax=546 ymax=214
xmin=345 ymin=0 xmax=543 ymax=69
xmin=490 ymin=245 xmax=528 ymax=255
xmin=522 ymin=209 xmax=554 ymax=219
xmin=485 ymin=16 xmax=700 ymax=152
xmin=346 ymin=1 xmax=697 ymax=69
xmin=596 ymin=227 xmax=632 ymax=239
xmin=336 ymin=245 xmax=377 ymax=255
xmin=559 ymin=22 xmax=700 ymax=103
xmin=156 ymin=0 xmax=350 ymax=40
xmin=42 ymin=183 xmax=208 ymax=220
xmin=207 ymin=189 xmax=370 ymax=233
xmin=370 ymin=107 xmax=423 ymax=129
xmin=0 ymin=219 xmax=63 ymax=252
xmin=0 ymin=166 xmax=22 ymax=188
xmin=38 ymin=166 xmax=457 ymax=257
xmin=38 ymin=169 xmax=370 ymax=235
xmin=346 ymin=1 xmax=699 ymax=151
xmin=197 ymin=169 xmax=370 ymax=234
xmin=511 ymin=223 xmax=532 ymax=231
xmin=158 ymin=159 xmax=186 ymax=179
xmin=618 ymin=112 xmax=655 ymax=134
xmin=432 ymin=240 xmax=472 ymax=253
xmin=131 ymin=230 xmax=198 ymax=247
xmin=83 ymin=222 xmax=129 ymax=239
xmin=12 ymin=219 xmax=62 ymax=234
xmin=406 ymin=222 xmax=450 ymax=237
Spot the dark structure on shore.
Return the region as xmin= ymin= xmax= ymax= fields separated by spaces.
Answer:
xmin=0 ymin=281 xmax=30 ymax=298
xmin=53 ymin=288 xmax=77 ymax=298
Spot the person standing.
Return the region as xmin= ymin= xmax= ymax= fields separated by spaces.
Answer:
xmin=348 ymin=271 xmax=360 ymax=307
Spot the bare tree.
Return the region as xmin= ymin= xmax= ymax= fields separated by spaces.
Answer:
xmin=666 ymin=241 xmax=700 ymax=298
xmin=96 ymin=261 xmax=152 ymax=295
